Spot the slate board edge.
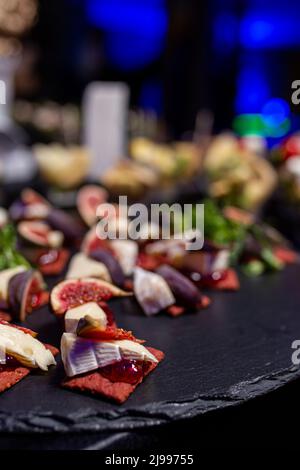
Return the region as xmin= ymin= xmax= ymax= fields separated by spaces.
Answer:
xmin=0 ymin=364 xmax=299 ymax=434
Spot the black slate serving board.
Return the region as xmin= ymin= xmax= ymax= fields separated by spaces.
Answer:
xmin=0 ymin=264 xmax=300 ymax=434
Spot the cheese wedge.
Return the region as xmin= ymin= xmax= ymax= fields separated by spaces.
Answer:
xmin=0 ymin=324 xmax=56 ymax=370
xmin=0 ymin=266 xmax=27 ymax=301
xmin=211 ymin=249 xmax=230 ymax=272
xmin=61 ymin=333 xmax=158 ymax=377
xmin=134 ymin=267 xmax=175 ymax=315
xmin=65 ymin=302 xmax=108 ymax=333
xmin=110 ymin=239 xmax=138 ymax=276
xmin=0 ymin=207 xmax=8 ymax=228
xmin=66 ymin=252 xmax=111 ymax=281
xmin=48 ymin=230 xmax=64 ymax=248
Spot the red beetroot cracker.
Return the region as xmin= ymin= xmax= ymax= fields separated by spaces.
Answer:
xmin=44 ymin=344 xmax=60 ymax=356
xmin=202 ymin=268 xmax=240 ymax=291
xmin=273 ymin=247 xmax=298 ymax=264
xmin=200 ymin=295 xmax=211 ymax=308
xmin=167 ymin=305 xmax=185 ymax=317
xmin=0 ymin=342 xmax=58 ymax=393
xmin=62 ymin=347 xmax=164 ymax=404
xmin=167 ymin=295 xmax=211 ymax=317
xmin=0 ymin=366 xmax=30 ymax=392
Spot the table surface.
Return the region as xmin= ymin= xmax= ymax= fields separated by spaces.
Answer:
xmin=1 ymin=264 xmax=300 ymax=445
xmin=0 ymin=181 xmax=299 ymax=449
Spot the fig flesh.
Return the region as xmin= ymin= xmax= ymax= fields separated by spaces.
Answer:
xmin=51 ymin=278 xmax=131 ymax=316
xmin=8 ymin=269 xmax=48 ymax=321
xmin=77 ymin=185 xmax=108 ymax=227
xmin=81 ymin=226 xmax=111 ymax=254
xmin=9 ymin=189 xmax=50 ymax=222
xmin=18 ymin=221 xmax=63 ymax=248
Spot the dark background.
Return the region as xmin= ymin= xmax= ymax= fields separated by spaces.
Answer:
xmin=16 ymin=0 xmax=300 ymax=140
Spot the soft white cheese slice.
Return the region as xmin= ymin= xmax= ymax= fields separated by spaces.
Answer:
xmin=110 ymin=239 xmax=138 ymax=276
xmin=0 ymin=207 xmax=8 ymax=228
xmin=134 ymin=267 xmax=175 ymax=315
xmin=61 ymin=333 xmax=157 ymax=377
xmin=211 ymin=249 xmax=230 ymax=272
xmin=109 ymin=340 xmax=157 ymax=363
xmin=48 ymin=230 xmax=64 ymax=248
xmin=0 ymin=266 xmax=27 ymax=301
xmin=65 ymin=302 xmax=108 ymax=333
xmin=66 ymin=252 xmax=111 ymax=281
xmin=0 ymin=324 xmax=56 ymax=370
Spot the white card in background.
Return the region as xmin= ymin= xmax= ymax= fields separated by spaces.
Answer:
xmin=83 ymin=82 xmax=129 ymax=177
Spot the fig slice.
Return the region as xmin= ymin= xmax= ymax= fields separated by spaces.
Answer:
xmin=21 ymin=188 xmax=49 ymax=207
xmin=47 ymin=209 xmax=84 ymax=241
xmin=0 ymin=266 xmax=27 ymax=302
xmin=9 ymin=188 xmax=50 ymax=222
xmin=18 ymin=221 xmax=64 ymax=248
xmin=77 ymin=184 xmax=108 ymax=227
xmin=50 ymin=278 xmax=131 ymax=316
xmin=7 ymin=270 xmax=48 ymax=321
xmin=36 ymin=248 xmax=70 ymax=276
xmin=90 ymin=248 xmax=125 ymax=287
xmin=81 ymin=226 xmax=111 ymax=255
xmin=156 ymin=264 xmax=203 ymax=307
xmin=76 ymin=315 xmax=139 ymax=342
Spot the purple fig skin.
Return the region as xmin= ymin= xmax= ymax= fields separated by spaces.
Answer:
xmin=8 ymin=270 xmax=43 ymax=321
xmin=0 ymin=299 xmax=9 ymax=311
xmin=15 ymin=242 xmax=39 ymax=264
xmin=90 ymin=249 xmax=125 ymax=287
xmin=9 ymin=201 xmax=26 ymax=222
xmin=47 ymin=209 xmax=84 ymax=241
xmin=156 ymin=264 xmax=202 ymax=307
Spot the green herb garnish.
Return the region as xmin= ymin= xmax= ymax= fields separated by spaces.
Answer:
xmin=242 ymin=260 xmax=265 ymax=277
xmin=0 ymin=224 xmax=30 ymax=270
xmin=203 ymin=199 xmax=246 ymax=246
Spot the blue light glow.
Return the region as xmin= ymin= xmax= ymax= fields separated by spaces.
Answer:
xmin=86 ymin=0 xmax=167 ymax=70
xmin=261 ymin=98 xmax=290 ymax=127
xmin=240 ymin=9 xmax=300 ymax=48
xmin=235 ymin=65 xmax=270 ymax=114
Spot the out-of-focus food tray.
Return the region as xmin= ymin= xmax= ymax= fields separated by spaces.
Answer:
xmin=0 ymin=264 xmax=299 ymax=434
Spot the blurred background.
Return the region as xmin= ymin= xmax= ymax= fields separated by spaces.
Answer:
xmin=0 ymin=0 xmax=300 ymax=246
xmin=12 ymin=0 xmax=300 ymax=139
